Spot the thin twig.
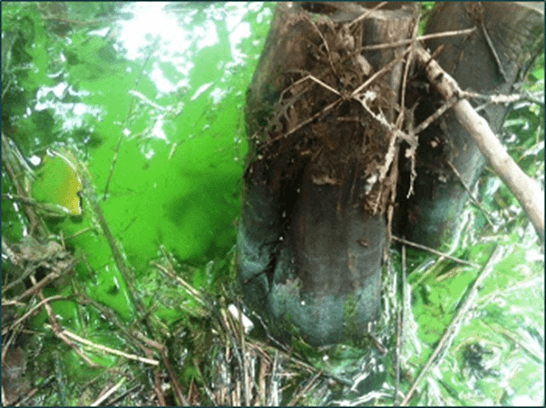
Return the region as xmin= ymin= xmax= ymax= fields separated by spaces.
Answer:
xmin=483 ymin=321 xmax=544 ymax=363
xmin=3 ymin=295 xmax=67 ymax=335
xmin=270 ymin=350 xmax=280 ymax=406
xmin=151 ymin=261 xmax=205 ymax=305
xmin=107 ymin=384 xmax=142 ymax=406
xmin=350 ymin=46 xmax=411 ymax=98
xmin=14 ymin=386 xmax=39 ymax=406
xmin=412 ymin=95 xmax=459 ymax=136
xmin=480 ymin=22 xmax=508 ymax=83
xmin=64 ymin=226 xmax=95 ymax=240
xmin=401 ymin=245 xmax=506 ymax=405
xmin=391 ymin=236 xmax=480 ymax=269
xmin=135 ymin=333 xmax=189 ymax=406
xmin=1 ymin=300 xmax=27 ymax=307
xmin=265 ymin=43 xmax=412 ymax=150
xmin=394 ymin=242 xmax=407 ymax=406
xmin=398 ymin=11 xmax=420 ymax=199
xmin=414 ymin=44 xmax=544 ymax=241
xmin=237 ymin=301 xmax=250 ymax=406
xmin=1 ymin=133 xmax=44 ymax=235
xmin=446 ymin=160 xmax=496 ymax=229
xmin=90 ymin=377 xmax=126 ymax=407
xmin=32 ymin=275 xmax=99 ymax=368
xmin=288 ymin=371 xmax=321 ymax=406
xmin=154 ymin=372 xmax=167 ymax=406
xmin=357 ymin=27 xmax=477 ymax=52
xmin=348 ymin=1 xmax=388 ymax=29
xmin=304 ymin=16 xmax=338 ymax=77
xmin=103 ymin=40 xmax=158 ymax=199
xmin=161 ymin=350 xmax=189 ymax=407
xmin=13 ymin=268 xmax=66 ymax=302
xmin=83 ymin=177 xmax=140 ymax=311
xmin=55 ymin=326 xmax=159 ymax=366
xmin=266 ymin=98 xmax=342 ymax=145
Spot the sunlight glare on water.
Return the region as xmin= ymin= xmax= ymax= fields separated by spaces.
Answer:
xmin=114 ymin=2 xmax=260 ymax=93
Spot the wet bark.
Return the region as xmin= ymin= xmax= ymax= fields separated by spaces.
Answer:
xmin=239 ymin=2 xmax=417 ymax=346
xmin=396 ymin=2 xmax=544 ymax=248
xmin=239 ymin=1 xmax=543 ymax=346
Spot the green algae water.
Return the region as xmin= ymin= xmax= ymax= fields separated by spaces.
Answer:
xmin=1 ymin=2 xmax=543 ymax=405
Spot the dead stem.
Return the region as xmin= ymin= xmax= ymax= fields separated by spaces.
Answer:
xmin=446 ymin=160 xmax=496 ymax=229
xmin=266 ymin=45 xmax=412 ymax=154
xmin=58 ymin=327 xmax=159 ymax=366
xmin=412 ymin=95 xmax=459 ymax=136
xmin=30 ymin=273 xmax=99 ymax=368
xmin=401 ymin=245 xmax=506 ymax=405
xmin=347 ymin=1 xmax=388 ymax=30
xmin=133 ymin=332 xmax=190 ymax=406
xmin=480 ymin=22 xmax=508 ymax=83
xmin=1 ymin=132 xmax=44 ymax=236
xmin=350 ymin=47 xmax=411 ymax=98
xmin=83 ymin=176 xmax=140 ymax=311
xmin=304 ymin=16 xmax=339 ymax=78
xmin=2 ymin=295 xmax=67 ymax=336
xmin=482 ymin=321 xmax=544 ymax=363
xmin=151 ymin=261 xmax=205 ymax=305
xmin=90 ymin=377 xmax=126 ymax=407
xmin=102 ymin=41 xmax=157 ymax=199
xmin=391 ymin=236 xmax=480 ymax=269
xmin=13 ymin=266 xmax=72 ymax=303
xmin=154 ymin=371 xmax=167 ymax=406
xmin=288 ymin=370 xmax=321 ymax=406
xmin=394 ymin=242 xmax=407 ymax=406
xmin=357 ymin=27 xmax=477 ymax=53
xmin=64 ymin=226 xmax=96 ymax=240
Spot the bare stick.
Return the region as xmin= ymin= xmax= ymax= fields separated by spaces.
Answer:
xmin=3 ymin=295 xmax=67 ymax=335
xmin=58 ymin=327 xmax=159 ymax=366
xmin=13 ymin=269 xmax=67 ymax=303
xmin=446 ymin=160 xmax=495 ymax=229
xmin=392 ymin=236 xmax=480 ymax=268
xmin=151 ymin=261 xmax=205 ymax=305
xmin=348 ymin=2 xmax=388 ymax=29
xmin=394 ymin=243 xmax=407 ymax=406
xmin=90 ymin=377 xmax=126 ymax=407
xmin=358 ymin=27 xmax=477 ymax=53
xmin=401 ymin=245 xmax=506 ymax=405
xmin=414 ymin=45 xmax=545 ymax=241
xmin=31 ymin=275 xmax=99 ymax=367
xmin=133 ymin=332 xmax=190 ymax=406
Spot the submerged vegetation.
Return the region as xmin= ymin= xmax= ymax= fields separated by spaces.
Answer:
xmin=1 ymin=2 xmax=543 ymax=405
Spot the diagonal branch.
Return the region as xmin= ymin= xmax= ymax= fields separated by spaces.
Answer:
xmin=414 ymin=45 xmax=545 ymax=242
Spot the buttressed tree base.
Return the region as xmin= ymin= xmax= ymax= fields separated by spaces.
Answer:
xmin=238 ymin=2 xmax=544 ymax=346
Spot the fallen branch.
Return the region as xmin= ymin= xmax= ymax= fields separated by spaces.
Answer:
xmin=414 ymin=45 xmax=545 ymax=241
xmin=55 ymin=327 xmax=159 ymax=366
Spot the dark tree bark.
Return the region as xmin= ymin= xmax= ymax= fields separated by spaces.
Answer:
xmin=239 ymin=2 xmax=417 ymax=346
xmin=396 ymin=2 xmax=544 ymax=248
xmin=238 ymin=1 xmax=543 ymax=346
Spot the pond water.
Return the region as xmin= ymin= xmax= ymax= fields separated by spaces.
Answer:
xmin=1 ymin=2 xmax=543 ymax=406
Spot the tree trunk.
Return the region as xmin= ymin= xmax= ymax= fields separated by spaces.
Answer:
xmin=396 ymin=2 xmax=544 ymax=248
xmin=239 ymin=2 xmax=417 ymax=346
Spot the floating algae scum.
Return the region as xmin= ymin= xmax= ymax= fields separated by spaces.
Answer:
xmin=1 ymin=2 xmax=544 ymax=405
